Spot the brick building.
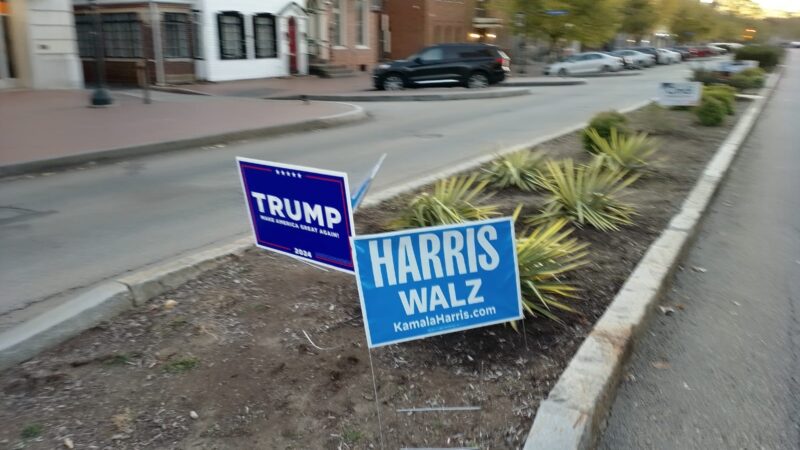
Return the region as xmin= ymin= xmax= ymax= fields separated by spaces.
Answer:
xmin=305 ymin=0 xmax=381 ymax=73
xmin=382 ymin=0 xmax=471 ymax=60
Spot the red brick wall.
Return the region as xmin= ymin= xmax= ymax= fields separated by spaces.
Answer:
xmin=330 ymin=8 xmax=380 ymax=72
xmin=384 ymin=0 xmax=471 ymax=60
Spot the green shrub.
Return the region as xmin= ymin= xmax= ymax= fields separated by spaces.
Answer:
xmin=692 ymin=68 xmax=726 ymax=85
xmin=394 ymin=174 xmax=498 ymax=228
xmin=21 ymin=424 xmax=43 ymax=439
xmin=582 ymin=111 xmax=630 ymax=152
xmin=482 ymin=149 xmax=546 ymax=191
xmin=734 ymin=45 xmax=784 ymax=71
xmin=531 ymin=158 xmax=638 ymax=232
xmin=703 ymin=86 xmax=735 ymax=115
xmin=695 ymin=97 xmax=726 ymax=126
xmin=739 ymin=67 xmax=766 ymax=78
xmin=515 ymin=218 xmax=589 ymax=323
xmin=586 ymin=128 xmax=659 ymax=171
xmin=729 ymin=72 xmax=765 ymax=90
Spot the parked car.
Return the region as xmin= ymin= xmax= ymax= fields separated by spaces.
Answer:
xmin=707 ymin=45 xmax=727 ymax=55
xmin=630 ymin=47 xmax=670 ymax=64
xmin=608 ymin=49 xmax=654 ymax=68
xmin=372 ymin=43 xmax=510 ymax=90
xmin=544 ymin=52 xmax=624 ymax=76
xmin=670 ymin=46 xmax=694 ymax=60
xmin=657 ymin=48 xmax=682 ymax=64
xmin=709 ymin=42 xmax=744 ymax=52
xmin=691 ymin=46 xmax=715 ymax=57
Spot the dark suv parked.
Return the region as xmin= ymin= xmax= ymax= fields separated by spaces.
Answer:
xmin=373 ymin=43 xmax=510 ymax=90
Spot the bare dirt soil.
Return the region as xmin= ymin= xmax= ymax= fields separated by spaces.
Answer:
xmin=0 ymin=104 xmax=745 ymax=450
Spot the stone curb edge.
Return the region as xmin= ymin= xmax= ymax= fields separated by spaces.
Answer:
xmin=0 ymin=237 xmax=252 ymax=371
xmin=0 ymin=97 xmax=654 ymax=371
xmin=269 ymin=87 xmax=532 ymax=102
xmin=522 ymin=68 xmax=785 ymax=450
xmin=0 ymin=104 xmax=368 ymax=178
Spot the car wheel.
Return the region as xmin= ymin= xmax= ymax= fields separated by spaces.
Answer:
xmin=381 ymin=74 xmax=405 ymax=91
xmin=466 ymin=72 xmax=489 ymax=89
xmin=558 ymin=68 xmax=568 ymax=77
xmin=602 ymin=65 xmax=611 ymax=73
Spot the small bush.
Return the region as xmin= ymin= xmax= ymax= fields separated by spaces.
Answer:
xmin=729 ymin=72 xmax=765 ymax=91
xmin=582 ymin=111 xmax=630 ymax=152
xmin=695 ymin=97 xmax=726 ymax=126
xmin=482 ymin=149 xmax=546 ymax=191
xmin=692 ymin=68 xmax=726 ymax=85
xmin=586 ymin=128 xmax=659 ymax=171
xmin=739 ymin=67 xmax=766 ymax=78
xmin=703 ymin=86 xmax=735 ymax=115
xmin=394 ymin=174 xmax=498 ymax=228
xmin=734 ymin=45 xmax=784 ymax=71
xmin=531 ymin=158 xmax=638 ymax=232
xmin=515 ymin=218 xmax=589 ymax=323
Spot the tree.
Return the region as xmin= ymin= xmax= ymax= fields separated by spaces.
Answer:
xmin=670 ymin=1 xmax=714 ymax=43
xmin=620 ymin=0 xmax=658 ymax=43
xmin=514 ymin=0 xmax=621 ymax=50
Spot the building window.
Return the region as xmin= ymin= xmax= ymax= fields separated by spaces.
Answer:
xmin=355 ymin=0 xmax=367 ymax=46
xmin=217 ymin=12 xmax=245 ymax=59
xmin=331 ymin=0 xmax=344 ymax=46
xmin=253 ymin=13 xmax=277 ymax=58
xmin=102 ymin=13 xmax=142 ymax=58
xmin=163 ymin=13 xmax=190 ymax=58
xmin=192 ymin=10 xmax=203 ymax=59
xmin=75 ymin=14 xmax=95 ymax=57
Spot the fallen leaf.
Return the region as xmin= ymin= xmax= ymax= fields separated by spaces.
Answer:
xmin=659 ymin=306 xmax=676 ymax=316
xmin=163 ymin=299 xmax=178 ymax=311
xmin=63 ymin=438 xmax=74 ymax=449
xmin=651 ymin=360 xmax=671 ymax=370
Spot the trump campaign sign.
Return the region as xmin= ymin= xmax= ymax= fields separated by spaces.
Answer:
xmin=353 ymin=218 xmax=522 ymax=347
xmin=237 ymin=157 xmax=355 ymax=273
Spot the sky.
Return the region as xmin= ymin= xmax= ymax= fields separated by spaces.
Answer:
xmin=754 ymin=0 xmax=800 ymax=14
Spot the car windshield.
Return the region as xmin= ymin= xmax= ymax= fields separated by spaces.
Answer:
xmin=564 ymin=55 xmax=579 ymax=62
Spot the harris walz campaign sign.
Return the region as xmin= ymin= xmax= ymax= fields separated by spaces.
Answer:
xmin=237 ymin=157 xmax=355 ymax=273
xmin=353 ymin=218 xmax=522 ymax=347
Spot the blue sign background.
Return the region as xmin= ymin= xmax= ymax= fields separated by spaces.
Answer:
xmin=353 ymin=218 xmax=522 ymax=347
xmin=237 ymin=157 xmax=355 ymax=273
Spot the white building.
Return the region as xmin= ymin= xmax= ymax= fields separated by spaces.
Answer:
xmin=72 ymin=0 xmax=309 ymax=84
xmin=195 ymin=0 xmax=308 ymax=81
xmin=0 ymin=0 xmax=83 ymax=89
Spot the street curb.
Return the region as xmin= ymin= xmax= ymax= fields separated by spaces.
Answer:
xmin=522 ymin=68 xmax=784 ymax=450
xmin=575 ymin=71 xmax=642 ymax=78
xmin=0 ymin=104 xmax=368 ymax=178
xmin=0 ymin=237 xmax=251 ymax=371
xmin=0 ymin=97 xmax=652 ymax=371
xmin=500 ymin=78 xmax=586 ymax=87
xmin=270 ymin=87 xmax=531 ymax=102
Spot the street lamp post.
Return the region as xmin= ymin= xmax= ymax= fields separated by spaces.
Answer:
xmin=89 ymin=0 xmax=112 ymax=106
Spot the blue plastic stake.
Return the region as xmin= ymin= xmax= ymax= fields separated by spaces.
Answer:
xmin=351 ymin=153 xmax=387 ymax=210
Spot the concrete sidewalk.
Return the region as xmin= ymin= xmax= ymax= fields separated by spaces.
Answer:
xmin=164 ymin=73 xmax=376 ymax=98
xmin=0 ymin=89 xmax=363 ymax=173
xmin=599 ymin=56 xmax=799 ymax=449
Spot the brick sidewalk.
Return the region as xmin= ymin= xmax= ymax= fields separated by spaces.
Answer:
xmin=0 ymin=90 xmax=356 ymax=167
xmin=174 ymin=73 xmax=375 ymax=98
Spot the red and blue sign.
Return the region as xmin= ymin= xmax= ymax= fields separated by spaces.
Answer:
xmin=237 ymin=157 xmax=355 ymax=273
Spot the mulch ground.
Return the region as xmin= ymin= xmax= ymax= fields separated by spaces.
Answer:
xmin=0 ymin=103 xmax=745 ymax=450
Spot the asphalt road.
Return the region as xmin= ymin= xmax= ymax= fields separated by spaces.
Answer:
xmin=0 ymin=63 xmax=696 ymax=328
xmin=600 ymin=51 xmax=800 ymax=449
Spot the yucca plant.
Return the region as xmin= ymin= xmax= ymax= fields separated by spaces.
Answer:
xmin=481 ymin=149 xmax=546 ymax=191
xmin=515 ymin=217 xmax=590 ymax=324
xmin=586 ymin=128 xmax=659 ymax=171
xmin=393 ymin=174 xmax=498 ymax=228
xmin=531 ymin=158 xmax=638 ymax=232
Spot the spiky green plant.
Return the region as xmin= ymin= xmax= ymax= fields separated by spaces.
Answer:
xmin=531 ymin=158 xmax=638 ymax=232
xmin=482 ymin=149 xmax=546 ymax=191
xmin=393 ymin=174 xmax=498 ymax=228
xmin=515 ymin=217 xmax=589 ymax=323
xmin=586 ymin=128 xmax=659 ymax=171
